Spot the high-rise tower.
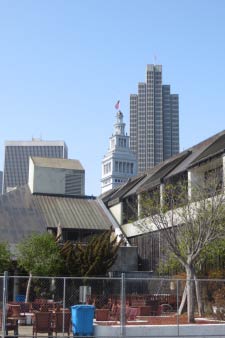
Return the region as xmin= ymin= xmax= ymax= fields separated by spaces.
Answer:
xmin=101 ymin=111 xmax=137 ymax=194
xmin=130 ymin=64 xmax=179 ymax=173
xmin=3 ymin=139 xmax=68 ymax=193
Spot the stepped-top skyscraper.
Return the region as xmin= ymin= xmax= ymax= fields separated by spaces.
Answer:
xmin=3 ymin=139 xmax=68 ymax=193
xmin=130 ymin=64 xmax=179 ymax=173
xmin=101 ymin=110 xmax=137 ymax=193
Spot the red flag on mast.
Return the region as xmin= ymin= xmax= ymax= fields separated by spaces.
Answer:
xmin=114 ymin=100 xmax=120 ymax=110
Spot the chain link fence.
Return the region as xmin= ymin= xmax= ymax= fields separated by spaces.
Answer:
xmin=0 ymin=273 xmax=225 ymax=337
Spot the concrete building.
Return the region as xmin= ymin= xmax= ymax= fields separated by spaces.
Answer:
xmin=0 ymin=171 xmax=2 ymax=195
xmin=3 ymin=139 xmax=68 ymax=193
xmin=0 ymin=161 xmax=137 ymax=271
xmin=101 ymin=111 xmax=137 ymax=194
xmin=28 ymin=157 xmax=85 ymax=196
xmin=101 ymin=129 xmax=225 ymax=272
xmin=130 ymin=64 xmax=179 ymax=173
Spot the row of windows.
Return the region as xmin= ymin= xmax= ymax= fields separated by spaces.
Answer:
xmin=115 ymin=161 xmax=134 ymax=174
xmin=104 ymin=161 xmax=135 ymax=175
xmin=115 ymin=178 xmax=126 ymax=183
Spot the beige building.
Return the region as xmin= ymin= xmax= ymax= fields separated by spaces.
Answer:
xmin=28 ymin=157 xmax=85 ymax=196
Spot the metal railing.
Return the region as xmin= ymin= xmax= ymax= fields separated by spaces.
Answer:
xmin=0 ymin=273 xmax=225 ymax=337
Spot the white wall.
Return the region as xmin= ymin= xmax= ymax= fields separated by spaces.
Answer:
xmin=109 ymin=203 xmax=123 ymax=225
xmin=94 ymin=323 xmax=225 ymax=337
xmin=32 ymin=166 xmax=66 ymax=194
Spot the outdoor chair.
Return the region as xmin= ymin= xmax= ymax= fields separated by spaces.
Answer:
xmin=20 ymin=302 xmax=31 ymax=314
xmin=31 ymin=302 xmax=41 ymax=312
xmin=0 ymin=309 xmax=19 ymax=336
xmin=95 ymin=308 xmax=110 ymax=321
xmin=126 ymin=307 xmax=138 ymax=320
xmin=33 ymin=311 xmax=53 ymax=338
xmin=157 ymin=303 xmax=174 ymax=316
xmin=8 ymin=303 xmax=26 ymax=324
xmin=52 ymin=311 xmax=71 ymax=337
xmin=40 ymin=304 xmax=50 ymax=312
xmin=110 ymin=302 xmax=120 ymax=321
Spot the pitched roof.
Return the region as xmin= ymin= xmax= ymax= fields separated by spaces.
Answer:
xmin=0 ymin=185 xmax=114 ymax=246
xmin=100 ymin=129 xmax=225 ymax=203
xmin=137 ymin=150 xmax=191 ymax=193
xmin=189 ymin=132 xmax=225 ymax=167
xmin=106 ymin=175 xmax=146 ymax=206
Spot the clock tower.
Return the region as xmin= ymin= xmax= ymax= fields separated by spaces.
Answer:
xmin=101 ymin=110 xmax=137 ymax=194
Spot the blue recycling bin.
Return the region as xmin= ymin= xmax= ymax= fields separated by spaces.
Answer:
xmin=71 ymin=305 xmax=95 ymax=336
xmin=15 ymin=294 xmax=26 ymax=302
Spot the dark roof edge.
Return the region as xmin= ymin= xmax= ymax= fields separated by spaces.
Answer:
xmin=189 ymin=149 xmax=225 ymax=168
xmin=32 ymin=192 xmax=96 ymax=200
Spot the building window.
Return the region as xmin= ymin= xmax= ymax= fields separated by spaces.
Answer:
xmin=119 ymin=162 xmax=122 ymax=173
xmin=131 ymin=163 xmax=134 ymax=174
xmin=115 ymin=161 xmax=118 ymax=172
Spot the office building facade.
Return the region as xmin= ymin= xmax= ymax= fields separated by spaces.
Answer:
xmin=130 ymin=64 xmax=179 ymax=173
xmin=0 ymin=171 xmax=2 ymax=195
xmin=101 ymin=110 xmax=137 ymax=193
xmin=3 ymin=139 xmax=68 ymax=193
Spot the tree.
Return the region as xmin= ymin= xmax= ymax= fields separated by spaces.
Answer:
xmin=199 ymin=237 xmax=225 ymax=273
xmin=59 ymin=228 xmax=121 ymax=278
xmin=59 ymin=240 xmax=80 ymax=276
xmin=138 ymin=173 xmax=225 ymax=323
xmin=0 ymin=242 xmax=11 ymax=273
xmin=17 ymin=232 xmax=64 ymax=301
xmin=77 ymin=228 xmax=121 ymax=278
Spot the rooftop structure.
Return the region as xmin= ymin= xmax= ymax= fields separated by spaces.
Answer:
xmin=29 ymin=157 xmax=85 ymax=196
xmin=3 ymin=139 xmax=68 ymax=193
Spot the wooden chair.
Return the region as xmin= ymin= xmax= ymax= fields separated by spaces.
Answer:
xmin=52 ymin=311 xmax=71 ymax=337
xmin=0 ymin=309 xmax=18 ymax=336
xmin=20 ymin=302 xmax=31 ymax=314
xmin=31 ymin=302 xmax=41 ymax=312
xmin=95 ymin=308 xmax=110 ymax=321
xmin=126 ymin=307 xmax=138 ymax=320
xmin=33 ymin=311 xmax=53 ymax=338
xmin=8 ymin=304 xmax=26 ymax=325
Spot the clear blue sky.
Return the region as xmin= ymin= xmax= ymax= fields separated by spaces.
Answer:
xmin=1 ymin=0 xmax=225 ymax=196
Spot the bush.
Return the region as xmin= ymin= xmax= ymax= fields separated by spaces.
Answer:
xmin=212 ymin=285 xmax=225 ymax=320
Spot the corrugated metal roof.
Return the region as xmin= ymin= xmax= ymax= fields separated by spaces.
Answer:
xmin=31 ymin=157 xmax=84 ymax=170
xmin=0 ymin=185 xmax=113 ymax=245
xmin=34 ymin=194 xmax=112 ymax=230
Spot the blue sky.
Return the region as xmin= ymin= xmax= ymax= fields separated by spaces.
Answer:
xmin=1 ymin=0 xmax=225 ymax=196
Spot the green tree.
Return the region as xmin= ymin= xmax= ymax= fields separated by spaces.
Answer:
xmin=199 ymin=238 xmax=225 ymax=272
xmin=18 ymin=232 xmax=63 ymax=276
xmin=0 ymin=242 xmax=11 ymax=273
xmin=59 ymin=240 xmax=80 ymax=276
xmin=17 ymin=232 xmax=64 ymax=301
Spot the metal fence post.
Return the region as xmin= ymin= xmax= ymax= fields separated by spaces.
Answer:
xmin=62 ymin=277 xmax=66 ymax=337
xmin=2 ymin=271 xmax=8 ymax=338
xmin=177 ymin=279 xmax=180 ymax=336
xmin=120 ymin=273 xmax=126 ymax=337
